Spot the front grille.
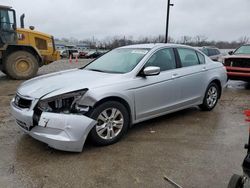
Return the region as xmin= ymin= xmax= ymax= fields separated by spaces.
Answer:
xmin=14 ymin=94 xmax=32 ymax=109
xmin=224 ymin=58 xmax=250 ymax=68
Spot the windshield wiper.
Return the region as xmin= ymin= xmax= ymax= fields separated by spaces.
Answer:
xmin=87 ymin=69 xmax=106 ymax=73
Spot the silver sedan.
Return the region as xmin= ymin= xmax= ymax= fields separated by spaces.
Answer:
xmin=11 ymin=43 xmax=228 ymax=152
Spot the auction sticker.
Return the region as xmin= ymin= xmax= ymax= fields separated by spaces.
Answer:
xmin=131 ymin=50 xmax=148 ymax=55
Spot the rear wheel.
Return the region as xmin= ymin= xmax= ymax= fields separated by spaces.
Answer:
xmin=199 ymin=82 xmax=219 ymax=111
xmin=89 ymin=101 xmax=129 ymax=146
xmin=4 ymin=51 xmax=39 ymax=80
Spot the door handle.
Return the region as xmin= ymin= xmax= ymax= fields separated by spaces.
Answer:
xmin=172 ymin=73 xmax=179 ymax=78
xmin=202 ymin=67 xmax=207 ymax=71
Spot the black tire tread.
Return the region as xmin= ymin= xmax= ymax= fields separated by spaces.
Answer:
xmin=4 ymin=51 xmax=39 ymax=80
xmin=199 ymin=82 xmax=219 ymax=111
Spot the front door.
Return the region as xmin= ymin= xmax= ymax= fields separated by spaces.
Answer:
xmin=133 ymin=48 xmax=181 ymax=121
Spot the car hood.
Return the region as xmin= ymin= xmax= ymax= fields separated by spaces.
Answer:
xmin=223 ymin=54 xmax=250 ymax=59
xmin=17 ymin=69 xmax=124 ymax=99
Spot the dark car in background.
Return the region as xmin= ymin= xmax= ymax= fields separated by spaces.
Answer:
xmin=222 ymin=44 xmax=250 ymax=81
xmin=85 ymin=51 xmax=106 ymax=59
xmin=199 ymin=46 xmax=223 ymax=61
xmin=60 ymin=49 xmax=79 ymax=58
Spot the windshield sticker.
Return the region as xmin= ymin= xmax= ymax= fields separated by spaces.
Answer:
xmin=131 ymin=50 xmax=148 ymax=55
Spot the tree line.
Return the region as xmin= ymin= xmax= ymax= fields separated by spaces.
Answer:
xmin=55 ymin=35 xmax=250 ymax=50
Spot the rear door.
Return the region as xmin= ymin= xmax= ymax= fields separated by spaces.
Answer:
xmin=173 ymin=48 xmax=208 ymax=106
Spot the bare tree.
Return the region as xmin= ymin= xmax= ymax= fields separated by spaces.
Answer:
xmin=180 ymin=35 xmax=192 ymax=44
xmin=238 ymin=36 xmax=249 ymax=45
xmin=194 ymin=35 xmax=208 ymax=46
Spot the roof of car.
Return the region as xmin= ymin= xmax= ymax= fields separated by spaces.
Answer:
xmin=0 ymin=5 xmax=12 ymax=9
xmin=120 ymin=43 xmax=193 ymax=50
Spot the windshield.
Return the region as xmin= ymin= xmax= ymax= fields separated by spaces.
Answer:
xmin=234 ymin=45 xmax=250 ymax=55
xmin=0 ymin=9 xmax=15 ymax=31
xmin=84 ymin=48 xmax=149 ymax=73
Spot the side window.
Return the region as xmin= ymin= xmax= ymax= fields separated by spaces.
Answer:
xmin=200 ymin=48 xmax=208 ymax=56
xmin=207 ymin=49 xmax=214 ymax=56
xmin=145 ymin=48 xmax=176 ymax=71
xmin=215 ymin=49 xmax=221 ymax=55
xmin=177 ymin=48 xmax=200 ymax=67
xmin=208 ymin=48 xmax=219 ymax=56
xmin=196 ymin=51 xmax=205 ymax=64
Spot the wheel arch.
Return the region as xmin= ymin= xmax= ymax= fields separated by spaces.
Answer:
xmin=92 ymin=96 xmax=133 ymax=126
xmin=209 ymin=79 xmax=222 ymax=99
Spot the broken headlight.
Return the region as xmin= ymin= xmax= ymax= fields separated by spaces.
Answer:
xmin=37 ymin=89 xmax=88 ymax=114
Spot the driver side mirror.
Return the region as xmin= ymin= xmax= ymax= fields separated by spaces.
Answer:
xmin=228 ymin=51 xmax=234 ymax=55
xmin=142 ymin=66 xmax=160 ymax=76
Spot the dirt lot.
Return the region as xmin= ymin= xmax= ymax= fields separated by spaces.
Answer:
xmin=0 ymin=59 xmax=250 ymax=188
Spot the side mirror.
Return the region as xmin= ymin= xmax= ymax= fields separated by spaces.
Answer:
xmin=228 ymin=51 xmax=234 ymax=55
xmin=143 ymin=66 xmax=160 ymax=76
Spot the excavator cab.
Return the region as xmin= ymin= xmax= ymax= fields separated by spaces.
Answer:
xmin=0 ymin=5 xmax=17 ymax=46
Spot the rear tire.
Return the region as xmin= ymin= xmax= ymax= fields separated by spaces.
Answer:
xmin=89 ymin=101 xmax=129 ymax=146
xmin=4 ymin=51 xmax=39 ymax=80
xmin=199 ymin=82 xmax=219 ymax=111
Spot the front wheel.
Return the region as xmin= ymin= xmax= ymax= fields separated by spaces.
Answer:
xmin=228 ymin=174 xmax=244 ymax=188
xmin=4 ymin=51 xmax=39 ymax=80
xmin=89 ymin=101 xmax=129 ymax=146
xmin=199 ymin=82 xmax=219 ymax=111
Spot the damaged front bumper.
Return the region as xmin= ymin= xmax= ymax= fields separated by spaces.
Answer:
xmin=10 ymin=100 xmax=96 ymax=152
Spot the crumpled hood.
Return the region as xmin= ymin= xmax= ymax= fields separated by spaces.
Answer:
xmin=17 ymin=69 xmax=122 ymax=99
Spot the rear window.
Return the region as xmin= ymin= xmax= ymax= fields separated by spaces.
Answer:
xmin=196 ymin=52 xmax=205 ymax=64
xmin=177 ymin=48 xmax=200 ymax=67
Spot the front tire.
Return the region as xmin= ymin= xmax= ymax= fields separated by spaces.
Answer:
xmin=89 ymin=101 xmax=129 ymax=146
xmin=199 ymin=82 xmax=219 ymax=111
xmin=4 ymin=51 xmax=39 ymax=80
xmin=228 ymin=174 xmax=244 ymax=188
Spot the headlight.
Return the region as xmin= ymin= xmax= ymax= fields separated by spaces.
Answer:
xmin=37 ymin=89 xmax=88 ymax=113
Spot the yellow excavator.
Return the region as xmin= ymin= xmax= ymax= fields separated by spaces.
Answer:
xmin=0 ymin=5 xmax=60 ymax=79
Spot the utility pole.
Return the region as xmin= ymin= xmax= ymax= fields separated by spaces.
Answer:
xmin=165 ymin=0 xmax=174 ymax=43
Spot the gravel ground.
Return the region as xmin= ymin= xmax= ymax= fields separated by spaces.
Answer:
xmin=38 ymin=59 xmax=93 ymax=75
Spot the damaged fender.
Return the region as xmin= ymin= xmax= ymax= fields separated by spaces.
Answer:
xmin=30 ymin=112 xmax=96 ymax=152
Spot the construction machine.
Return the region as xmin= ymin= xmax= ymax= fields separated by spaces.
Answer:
xmin=0 ymin=5 xmax=60 ymax=79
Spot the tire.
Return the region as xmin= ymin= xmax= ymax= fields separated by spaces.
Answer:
xmin=4 ymin=51 xmax=39 ymax=80
xmin=199 ymin=82 xmax=219 ymax=111
xmin=89 ymin=101 xmax=129 ymax=146
xmin=1 ymin=70 xmax=6 ymax=74
xmin=227 ymin=174 xmax=243 ymax=188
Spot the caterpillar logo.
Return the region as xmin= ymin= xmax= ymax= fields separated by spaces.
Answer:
xmin=17 ymin=33 xmax=25 ymax=40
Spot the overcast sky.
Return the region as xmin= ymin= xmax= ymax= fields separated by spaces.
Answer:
xmin=2 ymin=0 xmax=250 ymax=41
